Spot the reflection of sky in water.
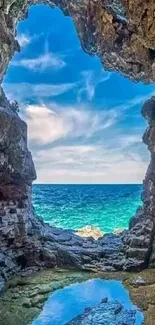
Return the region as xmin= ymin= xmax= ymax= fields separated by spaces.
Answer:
xmin=31 ymin=279 xmax=144 ymax=325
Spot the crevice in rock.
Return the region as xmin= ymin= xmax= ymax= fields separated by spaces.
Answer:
xmin=148 ymin=49 xmax=155 ymax=61
xmin=16 ymin=255 xmax=28 ymax=269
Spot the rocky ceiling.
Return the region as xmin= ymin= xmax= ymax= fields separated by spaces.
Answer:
xmin=1 ymin=0 xmax=155 ymax=85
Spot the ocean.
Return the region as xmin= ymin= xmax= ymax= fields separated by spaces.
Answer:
xmin=32 ymin=184 xmax=142 ymax=233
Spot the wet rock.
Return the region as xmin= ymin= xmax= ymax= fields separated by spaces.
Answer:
xmin=66 ymin=299 xmax=136 ymax=325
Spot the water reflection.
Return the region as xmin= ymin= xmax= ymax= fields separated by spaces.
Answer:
xmin=32 ymin=279 xmax=144 ymax=325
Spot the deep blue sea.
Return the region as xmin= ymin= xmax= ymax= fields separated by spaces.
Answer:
xmin=32 ymin=184 xmax=142 ymax=233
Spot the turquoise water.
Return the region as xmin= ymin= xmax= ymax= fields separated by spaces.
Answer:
xmin=32 ymin=279 xmax=144 ymax=325
xmin=32 ymin=184 xmax=142 ymax=233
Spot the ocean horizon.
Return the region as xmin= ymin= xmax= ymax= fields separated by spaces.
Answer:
xmin=32 ymin=184 xmax=142 ymax=233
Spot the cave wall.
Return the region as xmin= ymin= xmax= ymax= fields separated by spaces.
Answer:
xmin=0 ymin=0 xmax=155 ymax=281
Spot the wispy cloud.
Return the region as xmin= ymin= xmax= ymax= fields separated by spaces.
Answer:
xmin=34 ymin=144 xmax=148 ymax=184
xmin=24 ymin=100 xmax=149 ymax=184
xmin=12 ymin=52 xmax=66 ymax=71
xmin=24 ymin=103 xmax=120 ymax=145
xmin=78 ymin=70 xmax=111 ymax=101
xmin=114 ymin=91 xmax=155 ymax=112
xmin=118 ymin=135 xmax=142 ymax=148
xmin=4 ymin=82 xmax=77 ymax=102
xmin=12 ymin=38 xmax=66 ymax=71
xmin=4 ymin=3 xmax=153 ymax=185
xmin=16 ymin=33 xmax=32 ymax=48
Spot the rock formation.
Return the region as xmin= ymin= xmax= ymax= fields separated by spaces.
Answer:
xmin=75 ymin=225 xmax=104 ymax=240
xmin=66 ymin=299 xmax=136 ymax=325
xmin=123 ymin=97 xmax=155 ymax=270
xmin=0 ymin=0 xmax=155 ymax=285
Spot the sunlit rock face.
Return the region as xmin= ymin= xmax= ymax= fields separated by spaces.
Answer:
xmin=0 ymin=0 xmax=155 ymax=283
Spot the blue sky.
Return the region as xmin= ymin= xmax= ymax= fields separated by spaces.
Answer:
xmin=3 ymin=4 xmax=155 ymax=184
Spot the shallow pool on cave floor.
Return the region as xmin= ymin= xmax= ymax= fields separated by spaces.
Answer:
xmin=31 ymin=279 xmax=144 ymax=325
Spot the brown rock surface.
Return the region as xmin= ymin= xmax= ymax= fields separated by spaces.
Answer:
xmin=76 ymin=225 xmax=104 ymax=240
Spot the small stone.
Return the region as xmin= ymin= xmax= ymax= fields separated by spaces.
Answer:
xmin=101 ymin=297 xmax=108 ymax=303
xmin=130 ymin=276 xmax=146 ymax=287
xmin=22 ymin=298 xmax=31 ymax=308
xmin=31 ymin=294 xmax=46 ymax=307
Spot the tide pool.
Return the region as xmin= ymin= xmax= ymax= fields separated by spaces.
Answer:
xmin=32 ymin=279 xmax=144 ymax=325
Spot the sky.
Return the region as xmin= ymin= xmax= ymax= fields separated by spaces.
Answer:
xmin=3 ymin=4 xmax=155 ymax=184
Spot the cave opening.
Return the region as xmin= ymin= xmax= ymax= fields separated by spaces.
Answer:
xmin=2 ymin=3 xmax=154 ymax=235
xmin=1 ymin=0 xmax=155 ymax=280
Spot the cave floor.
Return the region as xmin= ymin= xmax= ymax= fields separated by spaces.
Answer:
xmin=0 ymin=267 xmax=155 ymax=325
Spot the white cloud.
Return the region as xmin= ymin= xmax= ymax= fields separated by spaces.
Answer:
xmin=12 ymin=52 xmax=66 ymax=71
xmin=25 ymin=104 xmax=70 ymax=144
xmin=24 ymin=103 xmax=148 ymax=184
xmin=33 ymin=144 xmax=148 ymax=184
xmin=16 ymin=33 xmax=32 ymax=48
xmin=3 ymin=82 xmax=77 ymax=102
xmin=24 ymin=103 xmax=120 ymax=145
